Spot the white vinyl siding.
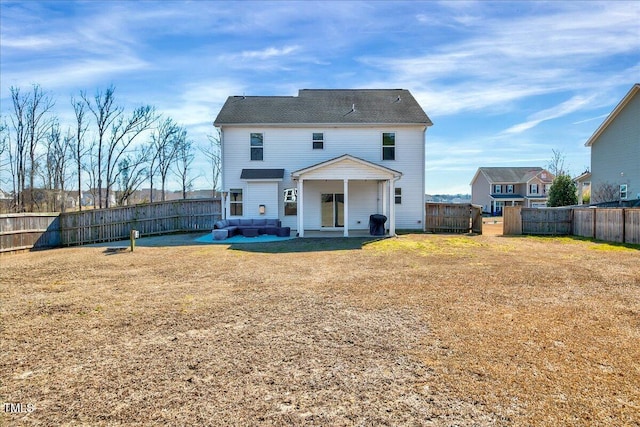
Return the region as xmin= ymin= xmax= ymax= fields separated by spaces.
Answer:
xmin=221 ymin=125 xmax=426 ymax=229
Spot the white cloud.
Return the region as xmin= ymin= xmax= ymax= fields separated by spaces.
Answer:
xmin=240 ymin=46 xmax=299 ymax=60
xmin=503 ymin=95 xmax=596 ymax=135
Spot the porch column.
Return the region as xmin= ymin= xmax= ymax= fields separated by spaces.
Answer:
xmin=297 ymin=178 xmax=304 ymax=237
xmin=382 ymin=181 xmax=387 ymax=219
xmin=389 ymin=179 xmax=396 ymax=236
xmin=343 ymin=179 xmax=349 ymax=237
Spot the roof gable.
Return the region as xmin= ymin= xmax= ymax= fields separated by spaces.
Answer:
xmin=291 ymin=154 xmax=402 ymax=180
xmin=585 ymin=83 xmax=640 ymax=147
xmin=214 ymin=89 xmax=432 ymax=126
xmin=473 ymin=167 xmax=553 ymax=184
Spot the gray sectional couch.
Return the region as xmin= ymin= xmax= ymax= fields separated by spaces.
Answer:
xmin=213 ymin=218 xmax=289 ymax=237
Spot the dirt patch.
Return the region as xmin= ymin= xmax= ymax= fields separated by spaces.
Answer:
xmin=1 ymin=233 xmax=638 ymax=425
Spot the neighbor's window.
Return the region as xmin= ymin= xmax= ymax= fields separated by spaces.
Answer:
xmin=230 ymin=188 xmax=243 ymax=216
xmin=250 ymin=133 xmax=263 ymax=161
xmin=494 ymin=185 xmax=502 ymax=194
xmin=382 ymin=132 xmax=395 ymax=160
xmin=620 ymin=184 xmax=628 ymax=200
xmin=544 ymin=184 xmax=551 ymax=194
xmin=395 ymin=187 xmax=402 ymax=204
xmin=507 ymin=185 xmax=514 ymax=194
xmin=530 ymin=184 xmax=538 ymax=194
xmin=312 ymin=133 xmax=324 ymax=150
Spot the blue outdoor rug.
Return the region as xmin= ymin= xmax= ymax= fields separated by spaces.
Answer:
xmin=195 ymin=232 xmax=296 ymax=244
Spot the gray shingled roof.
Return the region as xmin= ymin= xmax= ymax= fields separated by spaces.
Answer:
xmin=240 ymin=169 xmax=285 ymax=180
xmin=480 ymin=167 xmax=551 ymax=183
xmin=214 ymin=89 xmax=432 ymax=125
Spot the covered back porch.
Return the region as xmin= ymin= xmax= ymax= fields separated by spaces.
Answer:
xmin=292 ymin=155 xmax=402 ymax=237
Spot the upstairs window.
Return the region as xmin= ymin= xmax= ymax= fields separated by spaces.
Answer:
xmin=507 ymin=185 xmax=514 ymax=194
xmin=544 ymin=184 xmax=551 ymax=194
xmin=530 ymin=184 xmax=539 ymax=194
xmin=250 ymin=133 xmax=263 ymax=161
xmin=494 ymin=185 xmax=502 ymax=194
xmin=382 ymin=132 xmax=395 ymax=160
xmin=620 ymin=184 xmax=628 ymax=200
xmin=230 ymin=189 xmax=243 ymax=216
xmin=312 ymin=133 xmax=324 ymax=150
xmin=395 ymin=187 xmax=402 ymax=204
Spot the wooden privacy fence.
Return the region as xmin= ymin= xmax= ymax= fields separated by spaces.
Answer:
xmin=425 ymin=203 xmax=483 ymax=234
xmin=0 ymin=213 xmax=61 ymax=253
xmin=1 ymin=199 xmax=222 ymax=253
xmin=504 ymin=206 xmax=640 ymax=244
xmin=60 ymin=199 xmax=222 ymax=246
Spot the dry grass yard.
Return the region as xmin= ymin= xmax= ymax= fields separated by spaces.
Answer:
xmin=1 ymin=231 xmax=639 ymax=426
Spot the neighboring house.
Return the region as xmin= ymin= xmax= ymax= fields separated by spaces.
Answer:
xmin=585 ymin=83 xmax=640 ymax=203
xmin=573 ymin=170 xmax=591 ymax=205
xmin=213 ymin=89 xmax=433 ymax=236
xmin=470 ymin=167 xmax=555 ymax=215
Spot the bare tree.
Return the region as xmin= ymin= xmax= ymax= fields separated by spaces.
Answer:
xmin=104 ymin=105 xmax=156 ymax=207
xmin=116 ymin=145 xmax=151 ymax=206
xmin=25 ymin=85 xmax=55 ymax=211
xmin=84 ymin=138 xmax=99 ymax=209
xmin=173 ymin=137 xmax=195 ymax=199
xmin=592 ymin=182 xmax=619 ymax=204
xmin=0 ymin=119 xmax=9 ymax=190
xmin=201 ymin=130 xmax=222 ymax=193
xmin=149 ymin=117 xmax=181 ymax=202
xmin=9 ymin=87 xmax=30 ymax=211
xmin=71 ymin=96 xmax=89 ymax=210
xmin=82 ymin=85 xmax=121 ymax=208
xmin=43 ymin=122 xmax=73 ymax=212
xmin=547 ymin=149 xmax=568 ymax=177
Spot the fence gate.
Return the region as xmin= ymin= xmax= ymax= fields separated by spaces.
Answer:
xmin=425 ymin=203 xmax=482 ymax=234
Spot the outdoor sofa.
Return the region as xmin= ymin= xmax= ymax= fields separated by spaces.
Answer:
xmin=213 ymin=218 xmax=290 ymax=238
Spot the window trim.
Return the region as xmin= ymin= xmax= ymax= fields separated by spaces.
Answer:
xmin=382 ymin=132 xmax=396 ymax=161
xmin=620 ymin=184 xmax=628 ymax=200
xmin=395 ymin=187 xmax=402 ymax=204
xmin=250 ymin=132 xmax=263 ymax=161
xmin=229 ymin=188 xmax=243 ymax=216
xmin=312 ymin=132 xmax=324 ymax=150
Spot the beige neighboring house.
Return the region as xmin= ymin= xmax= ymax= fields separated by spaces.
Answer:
xmin=573 ymin=170 xmax=591 ymax=205
xmin=471 ymin=167 xmax=555 ymax=215
xmin=585 ymin=83 xmax=640 ymax=203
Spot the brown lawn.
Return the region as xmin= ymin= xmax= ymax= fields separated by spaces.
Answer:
xmin=1 ymin=232 xmax=639 ymax=426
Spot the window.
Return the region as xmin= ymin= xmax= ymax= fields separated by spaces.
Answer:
xmin=312 ymin=133 xmax=324 ymax=149
xmin=544 ymin=184 xmax=551 ymax=194
xmin=250 ymin=133 xmax=263 ymax=161
xmin=230 ymin=189 xmax=243 ymax=216
xmin=494 ymin=185 xmax=502 ymax=194
xmin=530 ymin=184 xmax=538 ymax=194
xmin=382 ymin=132 xmax=395 ymax=160
xmin=284 ymin=188 xmax=297 ymax=215
xmin=507 ymin=185 xmax=514 ymax=194
xmin=395 ymin=187 xmax=402 ymax=204
xmin=620 ymin=184 xmax=628 ymax=200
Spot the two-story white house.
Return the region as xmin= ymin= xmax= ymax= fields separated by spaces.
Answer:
xmin=213 ymin=89 xmax=433 ymax=236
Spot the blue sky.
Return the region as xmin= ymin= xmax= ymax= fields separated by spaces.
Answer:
xmin=1 ymin=0 xmax=639 ymax=194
